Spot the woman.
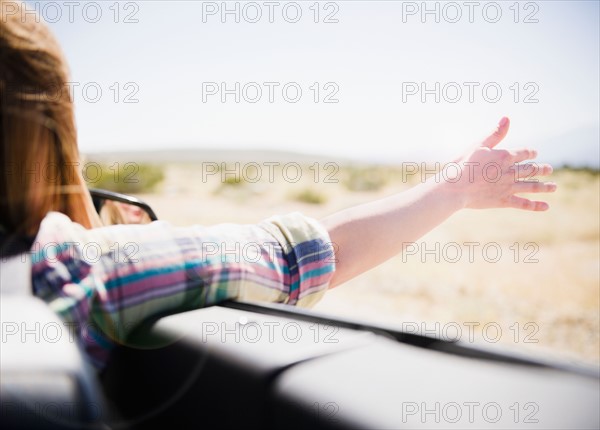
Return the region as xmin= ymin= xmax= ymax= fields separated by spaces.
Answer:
xmin=0 ymin=1 xmax=556 ymax=370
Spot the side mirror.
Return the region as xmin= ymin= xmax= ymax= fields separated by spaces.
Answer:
xmin=89 ymin=189 xmax=158 ymax=226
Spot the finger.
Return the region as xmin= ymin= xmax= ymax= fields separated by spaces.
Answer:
xmin=514 ymin=180 xmax=558 ymax=193
xmin=512 ymin=163 xmax=553 ymax=179
xmin=507 ymin=195 xmax=550 ymax=211
xmin=481 ymin=116 xmax=510 ymax=149
xmin=508 ymin=148 xmax=537 ymax=163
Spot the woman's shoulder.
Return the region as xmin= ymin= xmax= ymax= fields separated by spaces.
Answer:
xmin=35 ymin=211 xmax=95 ymax=246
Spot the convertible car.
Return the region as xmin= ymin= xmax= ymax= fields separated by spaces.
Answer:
xmin=1 ymin=190 xmax=598 ymax=429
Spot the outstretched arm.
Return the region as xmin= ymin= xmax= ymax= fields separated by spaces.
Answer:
xmin=321 ymin=117 xmax=557 ymax=288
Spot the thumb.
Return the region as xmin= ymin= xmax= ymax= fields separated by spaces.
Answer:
xmin=481 ymin=116 xmax=510 ymax=149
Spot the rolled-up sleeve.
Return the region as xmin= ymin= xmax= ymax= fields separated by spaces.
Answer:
xmin=30 ymin=212 xmax=335 ymax=369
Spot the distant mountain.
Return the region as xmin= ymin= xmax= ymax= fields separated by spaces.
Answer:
xmin=84 ymin=148 xmax=351 ymax=165
xmin=85 ymin=125 xmax=599 ymax=169
xmin=532 ymin=124 xmax=599 ymax=169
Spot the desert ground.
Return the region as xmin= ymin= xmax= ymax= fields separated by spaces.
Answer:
xmin=89 ymin=154 xmax=600 ymax=366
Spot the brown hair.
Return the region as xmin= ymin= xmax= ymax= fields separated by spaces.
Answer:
xmin=0 ymin=1 xmax=101 ymax=240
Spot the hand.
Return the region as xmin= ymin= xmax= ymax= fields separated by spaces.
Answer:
xmin=445 ymin=117 xmax=557 ymax=211
xmin=323 ymin=117 xmax=557 ymax=287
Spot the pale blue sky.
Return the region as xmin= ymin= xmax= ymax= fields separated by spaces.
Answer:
xmin=39 ymin=1 xmax=600 ymax=164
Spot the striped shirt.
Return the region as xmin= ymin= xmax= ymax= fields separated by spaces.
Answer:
xmin=29 ymin=212 xmax=336 ymax=370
